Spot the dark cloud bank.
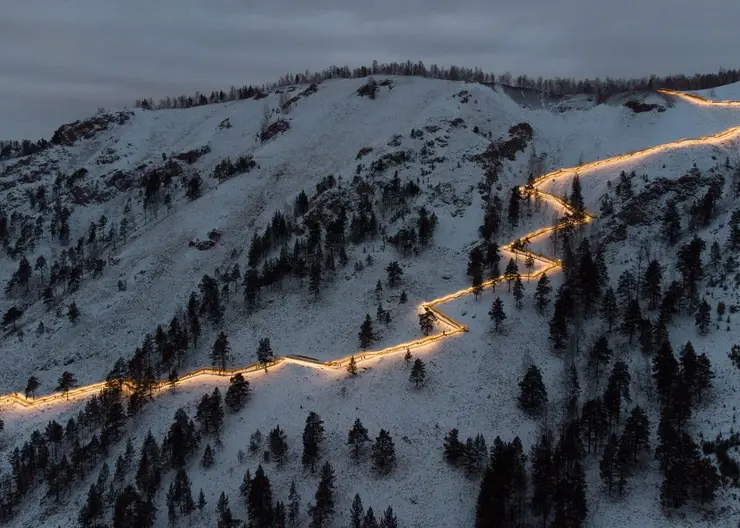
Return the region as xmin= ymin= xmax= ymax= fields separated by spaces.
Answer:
xmin=2 ymin=0 xmax=738 ymax=138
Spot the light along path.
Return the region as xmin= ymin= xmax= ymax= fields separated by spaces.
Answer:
xmin=1 ymin=88 xmax=739 ymax=410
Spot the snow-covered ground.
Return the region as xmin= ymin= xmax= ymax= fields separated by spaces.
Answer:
xmin=2 ymin=76 xmax=740 ymax=526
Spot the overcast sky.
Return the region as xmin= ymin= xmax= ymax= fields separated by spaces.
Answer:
xmin=2 ymin=0 xmax=739 ymax=139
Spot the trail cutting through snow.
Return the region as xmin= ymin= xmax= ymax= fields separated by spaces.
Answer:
xmin=1 ymin=88 xmax=739 ymax=410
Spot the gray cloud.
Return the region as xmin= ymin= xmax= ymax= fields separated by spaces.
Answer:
xmin=2 ymin=0 xmax=738 ymax=139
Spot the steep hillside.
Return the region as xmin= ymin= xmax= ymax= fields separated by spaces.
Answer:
xmin=2 ymin=76 xmax=740 ymax=527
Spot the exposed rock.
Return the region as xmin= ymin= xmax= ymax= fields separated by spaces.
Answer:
xmin=51 ymin=111 xmax=133 ymax=147
xmin=173 ymin=145 xmax=211 ymax=164
xmin=356 ymin=147 xmax=373 ymax=160
xmin=260 ymin=119 xmax=290 ymax=142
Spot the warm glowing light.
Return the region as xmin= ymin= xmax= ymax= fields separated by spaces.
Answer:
xmin=2 ymin=88 xmax=738 ymax=410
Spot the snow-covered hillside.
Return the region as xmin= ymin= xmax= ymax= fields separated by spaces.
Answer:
xmin=2 ymin=75 xmax=740 ymax=527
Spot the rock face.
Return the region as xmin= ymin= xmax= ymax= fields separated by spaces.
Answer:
xmin=50 ymin=112 xmax=134 ymax=147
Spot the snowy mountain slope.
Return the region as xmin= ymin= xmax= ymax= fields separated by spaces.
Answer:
xmin=2 ymin=76 xmax=740 ymax=527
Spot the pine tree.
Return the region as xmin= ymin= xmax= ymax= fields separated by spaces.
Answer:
xmin=467 ymin=247 xmax=485 ymax=298
xmin=695 ymin=299 xmax=711 ymax=335
xmin=24 ymin=375 xmax=40 ymax=399
xmin=525 ymin=253 xmax=536 ymax=278
xmin=309 ymin=261 xmax=322 ymax=297
xmin=530 ymin=432 xmax=555 ymax=527
xmin=358 ymin=314 xmax=375 ymax=348
xmin=216 ymin=492 xmax=236 ymax=528
xmin=225 ymin=373 xmax=252 ymax=412
xmin=399 ymin=290 xmax=407 ymax=304
xmin=486 ymin=241 xmax=502 ymax=281
xmin=201 ymin=444 xmax=215 ymax=468
xmin=302 ymin=411 xmax=325 ymax=473
xmin=257 ymin=337 xmax=274 ymax=372
xmin=588 ymin=335 xmax=612 ymax=385
xmin=662 ymin=200 xmax=681 ymax=244
xmin=581 ymin=398 xmax=608 ymax=453
xmin=386 ymin=261 xmax=403 ymax=287
xmin=695 ymin=352 xmax=714 ymax=403
xmin=504 ymin=258 xmax=519 ymax=292
xmin=518 ymin=364 xmax=548 ymax=414
xmin=600 ymin=433 xmax=619 ymax=495
xmin=363 ymin=508 xmax=378 ymax=528
xmin=269 ymin=426 xmax=288 ymax=465
xmin=508 ymin=186 xmax=521 ymax=228
xmin=409 ymin=358 xmax=426 ymax=388
xmin=569 ymin=174 xmax=586 ymax=221
xmin=653 ymin=340 xmax=678 ymax=408
xmin=350 ymin=494 xmax=364 ymax=528
xmin=534 ymin=272 xmax=552 ymax=313
xmin=288 ymin=480 xmax=300 ymax=527
xmin=622 ymin=299 xmax=642 ymax=344
xmin=78 ymin=482 xmax=104 ymax=527
xmin=379 ymin=506 xmax=398 ymax=528
xmin=211 ymin=332 xmax=231 ymax=372
xmin=56 ymin=370 xmax=77 ymax=399
xmin=309 ymin=461 xmax=336 ymax=527
xmin=418 ymin=310 xmax=435 ymax=336
xmin=692 ymin=457 xmax=720 ymax=504
xmin=67 ymin=301 xmax=80 ymax=323
xmin=623 ymin=406 xmax=650 ymax=462
xmin=348 ymin=418 xmax=371 ymax=462
xmin=489 ymin=297 xmax=506 ymax=333
xmin=548 ymin=294 xmax=569 ymax=350
xmin=248 ymin=464 xmax=273 ymax=527
xmin=198 ymin=489 xmax=207 ymax=513
xmin=565 ymin=363 xmax=581 ymax=419
xmin=347 ymin=355 xmax=358 ymax=376
xmin=512 ymin=274 xmax=525 ymax=308
xmin=601 ymin=286 xmax=618 ymax=332
xmin=443 ymin=428 xmax=464 ymax=466
xmin=371 ymin=429 xmax=396 ymax=475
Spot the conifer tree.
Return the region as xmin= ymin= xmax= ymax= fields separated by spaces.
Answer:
xmin=358 ymin=314 xmax=375 ymax=348
xmin=642 ymin=259 xmax=663 ymax=310
xmin=25 ymin=375 xmax=40 ymax=399
xmin=269 ymin=426 xmax=288 ymax=465
xmin=78 ymin=482 xmax=104 ymax=527
xmin=569 ymin=174 xmax=586 ymax=221
xmin=512 ymin=274 xmax=525 ymax=308
xmin=211 ymin=332 xmax=231 ymax=372
xmin=399 ymin=290 xmax=407 ymax=304
xmin=525 ymin=253 xmax=536 ymax=278
xmin=288 ymin=479 xmax=300 ymax=527
xmin=695 ymin=299 xmax=711 ymax=335
xmin=216 ymin=492 xmax=237 ymax=528
xmin=379 ymin=506 xmax=398 ymax=528
xmin=257 ymin=337 xmax=274 ymax=372
xmin=534 ymin=272 xmax=552 ymax=313
xmin=565 ymin=363 xmax=581 ymax=419
xmin=386 ymin=261 xmax=403 ymax=287
xmin=486 ymin=241 xmax=502 ymax=281
xmin=347 ymin=418 xmax=370 ymax=462
xmin=653 ymin=340 xmax=678 ymax=408
xmin=363 ymin=508 xmax=378 ymax=528
xmin=56 ymin=370 xmax=77 ymax=399
xmin=225 ymin=373 xmax=252 ymax=412
xmin=371 ymin=429 xmax=396 ymax=475
xmin=302 ymin=412 xmax=325 ymax=473
xmin=662 ymin=200 xmax=681 ymax=245
xmin=418 ymin=310 xmax=435 ymax=336
xmin=350 ymin=494 xmax=364 ymax=528
xmin=623 ymin=406 xmax=650 ymax=462
xmin=67 ymin=301 xmax=80 ymax=323
xmin=601 ymin=287 xmax=618 ymax=332
xmin=518 ymin=364 xmax=548 ymax=414
xmin=309 ymin=461 xmax=336 ymax=527
xmin=489 ymin=297 xmax=506 ymax=333
xmin=201 ymin=444 xmax=214 ymax=468
xmin=248 ymin=464 xmax=273 ymax=527
xmin=504 ymin=258 xmax=519 ymax=292
xmin=695 ymin=352 xmax=714 ymax=403
xmin=443 ymin=428 xmax=464 ymax=466
xmin=530 ymin=432 xmax=555 ymax=527
xmin=508 ymin=186 xmax=521 ymax=228
xmin=588 ymin=335 xmax=612 ymax=385
xmin=622 ymin=299 xmax=642 ymax=344
xmin=692 ymin=457 xmax=720 ymax=505
xmin=347 ymin=355 xmax=358 ymax=376
xmin=467 ymin=247 xmax=485 ymax=298
xmin=409 ymin=358 xmax=426 ymax=388
xmin=548 ymin=295 xmax=569 ymax=349
xmin=581 ymin=398 xmax=608 ymax=453
xmin=309 ymin=261 xmax=322 ymax=297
